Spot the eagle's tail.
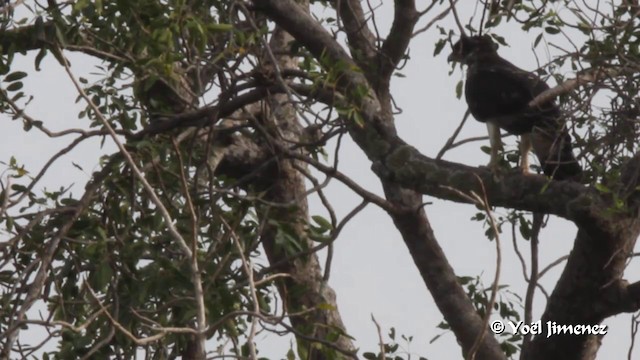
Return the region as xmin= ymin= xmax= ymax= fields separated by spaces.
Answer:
xmin=530 ymin=125 xmax=582 ymax=181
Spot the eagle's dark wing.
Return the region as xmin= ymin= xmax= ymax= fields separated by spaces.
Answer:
xmin=465 ymin=59 xmax=559 ymax=135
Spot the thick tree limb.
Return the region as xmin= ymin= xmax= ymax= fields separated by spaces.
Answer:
xmin=381 ymin=182 xmax=508 ymax=360
xmin=132 ymin=81 xmax=341 ymax=139
xmin=376 ymin=145 xmax=606 ymax=226
xmin=521 ymin=141 xmax=640 ymax=360
xmin=0 ymin=21 xmax=128 ymax=63
xmin=0 ymin=22 xmax=52 ymax=53
xmin=251 ymin=0 xmax=374 ymax=104
xmin=252 ymin=20 xmax=357 ymax=358
xmin=525 ymin=221 xmax=640 ymax=360
xmin=624 ymin=281 xmax=640 ymax=310
xmin=378 ymin=0 xmax=419 ymax=82
xmin=330 ymin=0 xmax=378 ymax=69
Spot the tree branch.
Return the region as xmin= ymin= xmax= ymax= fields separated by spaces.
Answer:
xmin=372 ymin=141 xmax=612 ymax=228
xmin=0 ymin=21 xmax=127 ymax=63
xmin=379 ymin=0 xmax=419 ymax=81
xmin=528 ymin=68 xmax=613 ymax=108
xmin=330 ymin=0 xmax=378 ymax=69
xmin=619 ymin=152 xmax=640 ymax=215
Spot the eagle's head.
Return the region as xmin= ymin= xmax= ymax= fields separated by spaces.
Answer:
xmin=447 ymin=35 xmax=498 ymax=64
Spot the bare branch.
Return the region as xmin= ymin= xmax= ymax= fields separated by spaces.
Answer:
xmin=413 ymin=0 xmax=457 ymax=37
xmin=285 ymin=150 xmax=398 ymax=214
xmin=371 ymin=315 xmax=386 ymax=360
xmin=448 ymin=0 xmax=465 ymax=35
xmin=528 ymin=68 xmax=614 ymax=108
xmin=436 ymin=109 xmax=471 ymax=160
xmin=222 ymin=216 xmax=260 ymax=359
xmin=332 ymin=0 xmax=378 ymax=68
xmin=379 ymin=0 xmax=419 ymax=81
xmin=522 ymin=214 xmax=543 ymax=354
xmin=443 ymin=177 xmax=502 ymax=360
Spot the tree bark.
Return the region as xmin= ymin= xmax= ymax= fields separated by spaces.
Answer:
xmin=253 ymin=6 xmax=356 ymax=358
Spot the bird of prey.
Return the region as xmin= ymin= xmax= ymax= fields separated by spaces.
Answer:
xmin=447 ymin=35 xmax=581 ymax=180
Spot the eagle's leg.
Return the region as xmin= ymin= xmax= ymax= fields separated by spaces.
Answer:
xmin=519 ymin=134 xmax=532 ymax=175
xmin=487 ymin=122 xmax=503 ymax=170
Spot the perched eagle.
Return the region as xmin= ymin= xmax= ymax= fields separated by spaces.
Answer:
xmin=448 ymin=35 xmax=581 ymax=180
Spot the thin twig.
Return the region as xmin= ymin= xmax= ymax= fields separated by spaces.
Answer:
xmin=436 ymin=109 xmax=470 ymax=160
xmin=413 ymin=0 xmax=457 ymax=37
xmin=171 ymin=137 xmax=207 ymax=354
xmin=538 ymin=255 xmax=569 ymax=279
xmin=440 ymin=180 xmax=502 ymax=360
xmin=522 ymin=213 xmax=543 ymax=352
xmin=85 ymin=283 xmax=197 ymax=345
xmin=511 ymin=221 xmax=530 ymax=282
xmin=629 ymin=312 xmax=640 ymax=360
xmin=371 ymin=315 xmax=386 ymax=360
xmin=448 ymin=0 xmax=465 ymax=35
xmin=221 ymin=216 xmax=260 ymax=360
xmin=467 ymin=175 xmax=502 ymax=360
xmin=285 ymin=150 xmax=397 ymax=213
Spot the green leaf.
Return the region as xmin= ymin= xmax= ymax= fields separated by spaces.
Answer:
xmin=312 ymin=215 xmax=332 ymax=232
xmin=594 ymin=183 xmax=611 ymax=193
xmin=72 ymin=0 xmax=89 ymax=14
xmin=534 ymin=33 xmax=543 ymax=48
xmin=545 ymin=26 xmax=560 ymax=34
xmin=286 ymin=349 xmax=295 ymax=360
xmin=317 ymin=303 xmax=336 ymax=311
xmin=363 ymin=352 xmax=377 ymax=360
xmin=208 ymin=23 xmax=233 ymax=32
xmin=34 ymin=48 xmax=47 ymax=71
xmin=433 ymin=38 xmax=446 ymax=56
xmin=4 ymin=71 xmax=27 ymax=82
xmin=11 ymin=91 xmax=24 ymax=102
xmin=352 ymin=111 xmax=365 ymax=128
xmin=11 ymin=184 xmax=27 ymax=192
xmin=6 ymin=82 xmax=23 ymax=92
xmin=429 ymin=332 xmax=445 ymax=344
xmin=91 ymin=261 xmax=113 ymax=291
xmin=519 ymin=218 xmax=531 ymax=240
